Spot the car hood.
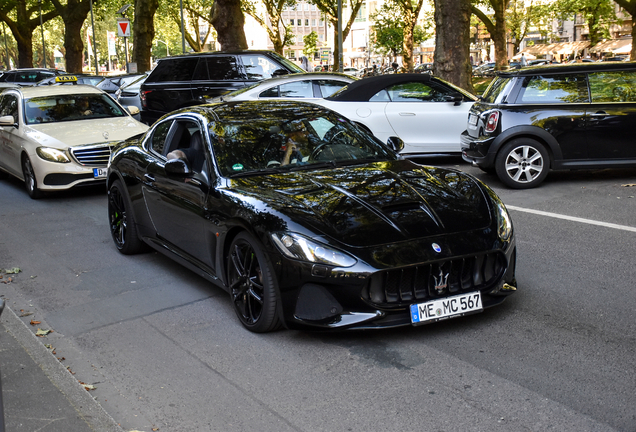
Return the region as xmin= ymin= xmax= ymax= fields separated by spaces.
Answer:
xmin=229 ymin=161 xmax=492 ymax=248
xmin=25 ymin=117 xmax=149 ymax=148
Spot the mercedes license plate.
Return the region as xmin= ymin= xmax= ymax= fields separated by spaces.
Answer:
xmin=468 ymin=114 xmax=478 ymax=126
xmin=410 ymin=292 xmax=482 ymax=325
xmin=93 ymin=168 xmax=107 ymax=179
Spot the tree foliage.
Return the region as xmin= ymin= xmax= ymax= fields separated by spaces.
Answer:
xmin=554 ymin=0 xmax=616 ymax=46
xmin=308 ymin=0 xmax=365 ymax=70
xmin=243 ymin=0 xmax=295 ymax=54
xmin=303 ymin=30 xmax=319 ymax=56
xmin=612 ymin=0 xmax=636 ymax=60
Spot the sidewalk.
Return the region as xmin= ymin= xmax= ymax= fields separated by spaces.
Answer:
xmin=0 ymin=302 xmax=123 ymax=432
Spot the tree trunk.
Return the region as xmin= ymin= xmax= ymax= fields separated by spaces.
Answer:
xmin=492 ymin=2 xmax=508 ymax=70
xmin=433 ymin=0 xmax=474 ymax=93
xmin=211 ymin=0 xmax=248 ymax=51
xmin=402 ymin=11 xmax=415 ymax=72
xmin=133 ymin=0 xmax=159 ymax=72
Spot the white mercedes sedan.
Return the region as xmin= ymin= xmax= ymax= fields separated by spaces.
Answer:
xmin=0 ymin=84 xmax=148 ymax=198
xmin=309 ymin=73 xmax=477 ymax=155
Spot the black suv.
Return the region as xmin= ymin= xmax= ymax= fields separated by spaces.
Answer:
xmin=0 ymin=68 xmax=65 ymax=86
xmin=140 ymin=50 xmax=304 ymax=124
xmin=461 ymin=62 xmax=636 ymax=188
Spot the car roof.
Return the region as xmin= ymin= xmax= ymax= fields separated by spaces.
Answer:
xmin=6 ymin=84 xmax=106 ymax=98
xmin=497 ymin=61 xmax=636 ymax=77
xmin=252 ymin=72 xmax=356 ymax=85
xmin=157 ymin=50 xmax=284 ymax=61
xmin=325 ymin=73 xmax=435 ymax=102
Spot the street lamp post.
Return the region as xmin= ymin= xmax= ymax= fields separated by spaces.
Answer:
xmin=38 ymin=0 xmax=46 ymax=68
xmin=89 ymin=0 xmax=98 ymax=74
xmin=180 ymin=0 xmax=186 ymax=53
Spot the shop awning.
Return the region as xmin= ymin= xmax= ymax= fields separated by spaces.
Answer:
xmin=524 ymin=41 xmax=590 ymax=56
xmin=589 ymin=38 xmax=631 ymax=54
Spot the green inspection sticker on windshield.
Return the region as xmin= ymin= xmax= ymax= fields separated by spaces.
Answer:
xmin=232 ymin=164 xmax=244 ymax=171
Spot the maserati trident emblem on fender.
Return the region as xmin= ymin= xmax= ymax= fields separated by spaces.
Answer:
xmin=433 ymin=268 xmax=449 ymax=294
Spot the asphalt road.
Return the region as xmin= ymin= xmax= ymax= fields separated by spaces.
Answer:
xmin=1 ymin=159 xmax=635 ymax=432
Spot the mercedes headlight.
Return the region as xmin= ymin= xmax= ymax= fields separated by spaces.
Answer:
xmin=271 ymin=233 xmax=357 ymax=267
xmin=36 ymin=147 xmax=71 ymax=163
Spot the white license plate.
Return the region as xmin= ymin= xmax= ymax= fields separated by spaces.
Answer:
xmin=410 ymin=291 xmax=482 ymax=325
xmin=93 ymin=168 xmax=107 ymax=179
xmin=468 ymin=114 xmax=478 ymax=126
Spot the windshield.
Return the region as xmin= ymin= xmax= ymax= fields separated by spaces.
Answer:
xmin=210 ymin=109 xmax=396 ymax=177
xmin=24 ymin=94 xmax=128 ymax=124
xmin=268 ymin=52 xmax=305 ymax=74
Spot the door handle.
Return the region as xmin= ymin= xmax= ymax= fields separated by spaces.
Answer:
xmin=144 ymin=173 xmax=155 ymax=183
xmin=589 ymin=111 xmax=608 ymax=117
xmin=398 ymin=112 xmax=416 ymax=116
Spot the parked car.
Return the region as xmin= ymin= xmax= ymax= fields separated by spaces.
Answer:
xmin=0 ymin=85 xmax=148 ymax=198
xmin=97 ymin=73 xmax=147 ymax=96
xmin=306 ymin=73 xmax=477 ymax=155
xmin=139 ymin=50 xmax=304 ymax=125
xmin=208 ymin=72 xmax=356 ymax=103
xmin=342 ymin=67 xmax=360 ymax=77
xmin=106 ymin=100 xmax=517 ymax=332
xmin=36 ymin=74 xmax=105 ymax=86
xmin=461 ymin=62 xmax=636 ymax=188
xmin=115 ymin=75 xmax=148 ymax=121
xmin=0 ymin=68 xmax=65 ymax=86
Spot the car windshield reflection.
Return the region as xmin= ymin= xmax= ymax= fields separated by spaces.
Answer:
xmin=211 ymin=111 xmax=396 ymax=177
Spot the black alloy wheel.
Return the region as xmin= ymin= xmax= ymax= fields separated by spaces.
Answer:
xmin=227 ymin=232 xmax=281 ymax=333
xmin=108 ymin=180 xmax=146 ymax=254
xmin=22 ymin=156 xmax=42 ymax=199
xmin=495 ymin=138 xmax=550 ymax=189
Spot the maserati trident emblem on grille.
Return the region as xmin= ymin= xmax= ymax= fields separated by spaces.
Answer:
xmin=432 ymin=243 xmax=441 ymax=253
xmin=103 ymin=131 xmax=109 ymax=140
xmin=433 ymin=268 xmax=449 ymax=294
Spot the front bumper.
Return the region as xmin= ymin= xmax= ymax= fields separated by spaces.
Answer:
xmin=30 ymin=156 xmax=106 ymax=191
xmin=283 ymin=234 xmax=518 ymax=331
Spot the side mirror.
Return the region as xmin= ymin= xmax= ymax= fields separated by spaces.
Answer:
xmin=272 ymin=69 xmax=289 ymax=77
xmin=0 ymin=115 xmax=16 ymax=127
xmin=165 ymin=158 xmax=191 ymax=177
xmin=127 ymin=106 xmax=140 ymax=115
xmin=386 ymin=136 xmax=405 ymax=153
xmin=444 ymin=94 xmax=463 ymax=106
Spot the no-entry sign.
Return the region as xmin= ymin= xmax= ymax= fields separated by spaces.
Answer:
xmin=117 ymin=19 xmax=130 ymax=37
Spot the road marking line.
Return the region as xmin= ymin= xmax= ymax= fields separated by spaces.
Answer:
xmin=506 ymin=205 xmax=636 ymax=233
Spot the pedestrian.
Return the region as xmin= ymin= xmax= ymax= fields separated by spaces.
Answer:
xmin=300 ymin=56 xmax=311 ymax=72
xmin=520 ymin=52 xmax=527 ymax=67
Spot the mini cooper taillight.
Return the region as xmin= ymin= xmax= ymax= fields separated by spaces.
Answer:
xmin=484 ymin=111 xmax=500 ymax=133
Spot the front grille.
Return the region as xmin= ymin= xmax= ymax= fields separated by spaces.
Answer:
xmin=364 ymin=252 xmax=507 ymax=307
xmin=71 ymin=144 xmax=113 ymax=166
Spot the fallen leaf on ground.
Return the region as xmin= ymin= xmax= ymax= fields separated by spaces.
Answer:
xmin=35 ymin=328 xmax=53 ymax=337
xmin=622 ymin=184 xmax=636 ymax=187
xmin=30 ymin=319 xmax=41 ymax=326
xmin=3 ymin=268 xmax=21 ymax=274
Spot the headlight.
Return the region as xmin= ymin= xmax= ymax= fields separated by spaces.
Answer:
xmin=495 ymin=201 xmax=512 ymax=241
xmin=36 ymin=147 xmax=71 ymax=163
xmin=271 ymin=233 xmax=357 ymax=267
xmin=482 ymin=184 xmax=512 ymax=241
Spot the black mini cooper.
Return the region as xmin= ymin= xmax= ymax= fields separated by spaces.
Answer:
xmin=461 ymin=62 xmax=636 ymax=188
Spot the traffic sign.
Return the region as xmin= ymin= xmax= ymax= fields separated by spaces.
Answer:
xmin=117 ymin=19 xmax=130 ymax=37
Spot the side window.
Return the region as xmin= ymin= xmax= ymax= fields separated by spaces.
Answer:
xmin=369 ymin=89 xmax=390 ymax=102
xmin=241 ymin=54 xmax=285 ymax=80
xmin=148 ymin=120 xmax=173 ymax=156
xmin=518 ymin=74 xmax=589 ymax=103
xmin=589 ymin=70 xmax=636 ymax=103
xmin=318 ymin=80 xmax=349 ymax=97
xmin=193 ymin=56 xmax=241 ymax=81
xmin=146 ymin=58 xmax=198 ymax=82
xmin=384 ymin=82 xmax=450 ymax=102
xmin=0 ymin=94 xmax=19 ymax=122
xmin=259 ymin=86 xmax=279 ymax=97
xmin=277 ymin=80 xmax=314 ymax=98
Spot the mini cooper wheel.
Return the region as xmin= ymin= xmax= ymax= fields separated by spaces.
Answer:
xmin=227 ymin=232 xmax=281 ymax=333
xmin=495 ymin=139 xmax=549 ymax=189
xmin=22 ymin=156 xmax=42 ymax=199
xmin=108 ymin=180 xmax=145 ymax=254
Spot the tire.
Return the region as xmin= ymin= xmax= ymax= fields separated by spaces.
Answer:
xmin=227 ymin=232 xmax=281 ymax=333
xmin=22 ymin=156 xmax=42 ymax=199
xmin=108 ymin=179 xmax=146 ymax=254
xmin=495 ymin=139 xmax=549 ymax=189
